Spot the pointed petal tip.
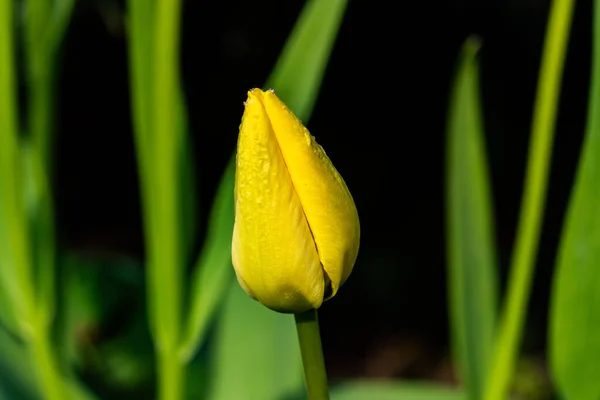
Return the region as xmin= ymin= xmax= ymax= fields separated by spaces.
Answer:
xmin=244 ymin=88 xmax=266 ymax=108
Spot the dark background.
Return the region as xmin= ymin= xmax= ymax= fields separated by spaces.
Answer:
xmin=52 ymin=0 xmax=592 ymax=390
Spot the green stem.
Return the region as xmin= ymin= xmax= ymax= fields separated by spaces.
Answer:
xmin=158 ymin=346 xmax=184 ymax=400
xmin=294 ymin=309 xmax=329 ymax=400
xmin=483 ymin=0 xmax=575 ymax=399
xmin=29 ymin=329 xmax=64 ymax=400
xmin=153 ymin=0 xmax=185 ymax=398
xmin=154 ymin=0 xmax=182 ymax=342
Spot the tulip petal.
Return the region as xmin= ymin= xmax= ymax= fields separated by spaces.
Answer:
xmin=260 ymin=90 xmax=360 ymax=297
xmin=232 ymin=90 xmax=325 ymax=313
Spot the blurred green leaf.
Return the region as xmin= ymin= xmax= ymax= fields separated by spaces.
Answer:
xmin=0 ymin=327 xmax=39 ymax=400
xmin=180 ymin=161 xmax=234 ymax=360
xmin=330 ymin=381 xmax=466 ymax=400
xmin=0 ymin=184 xmax=20 ymax=334
xmin=207 ymin=283 xmax=303 ymax=400
xmin=22 ymin=141 xmax=57 ymax=328
xmin=266 ymin=0 xmax=348 ymax=120
xmin=549 ymin=1 xmax=600 ymax=399
xmin=127 ymin=0 xmax=159 ymax=340
xmin=181 ymin=0 xmax=348 ymax=362
xmin=47 ymin=0 xmax=76 ymax=52
xmin=129 ymin=0 xmax=192 ymax=353
xmin=484 ymin=0 xmax=575 ymax=398
xmin=0 ymin=327 xmax=94 ymax=400
xmin=0 ymin=0 xmax=36 ymax=337
xmin=446 ymin=37 xmax=498 ymax=399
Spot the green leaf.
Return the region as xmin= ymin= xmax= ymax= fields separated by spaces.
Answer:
xmin=0 ymin=0 xmax=36 ymax=335
xmin=127 ymin=0 xmax=160 ymax=341
xmin=22 ymin=141 xmax=57 ymax=328
xmin=207 ymin=283 xmax=303 ymax=400
xmin=266 ymin=0 xmax=348 ymax=121
xmin=181 ymin=0 xmax=348 ymax=360
xmin=47 ymin=0 xmax=76 ymax=53
xmin=330 ymin=381 xmax=467 ymax=400
xmin=0 ymin=326 xmax=95 ymax=400
xmin=549 ymin=1 xmax=600 ymax=399
xmin=446 ymin=37 xmax=498 ymax=399
xmin=0 ymin=327 xmax=40 ymax=400
xmin=0 ymin=183 xmax=20 ymax=334
xmin=179 ymin=161 xmax=234 ymax=360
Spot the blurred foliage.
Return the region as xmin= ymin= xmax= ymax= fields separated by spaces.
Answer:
xmin=550 ymin=0 xmax=600 ymax=399
xmin=1 ymin=0 xmax=600 ymax=399
xmin=446 ymin=37 xmax=498 ymax=400
xmin=329 ymin=382 xmax=466 ymax=400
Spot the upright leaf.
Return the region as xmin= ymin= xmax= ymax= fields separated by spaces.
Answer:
xmin=549 ymin=1 xmax=600 ymax=398
xmin=266 ymin=0 xmax=348 ymax=119
xmin=207 ymin=284 xmax=303 ymax=400
xmin=182 ymin=0 xmax=349 ymax=359
xmin=0 ymin=184 xmax=20 ymax=334
xmin=179 ymin=161 xmax=235 ymax=360
xmin=446 ymin=38 xmax=498 ymax=399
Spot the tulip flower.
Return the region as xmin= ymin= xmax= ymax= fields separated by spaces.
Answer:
xmin=232 ymin=88 xmax=360 ymax=313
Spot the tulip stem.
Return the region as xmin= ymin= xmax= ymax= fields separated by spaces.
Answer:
xmin=294 ymin=309 xmax=329 ymax=400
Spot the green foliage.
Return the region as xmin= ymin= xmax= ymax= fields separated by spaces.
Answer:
xmin=266 ymin=0 xmax=348 ymax=120
xmin=0 ymin=327 xmax=39 ymax=400
xmin=4 ymin=0 xmax=600 ymax=398
xmin=180 ymin=161 xmax=235 ymax=361
xmin=549 ymin=1 xmax=600 ymax=399
xmin=446 ymin=37 xmax=498 ymax=400
xmin=207 ymin=284 xmax=303 ymax=400
xmin=330 ymin=381 xmax=466 ymax=400
xmin=483 ymin=0 xmax=575 ymax=398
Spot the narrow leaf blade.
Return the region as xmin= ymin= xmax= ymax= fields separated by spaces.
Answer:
xmin=446 ymin=38 xmax=498 ymax=399
xmin=549 ymin=1 xmax=600 ymax=399
xmin=267 ymin=0 xmax=348 ymax=121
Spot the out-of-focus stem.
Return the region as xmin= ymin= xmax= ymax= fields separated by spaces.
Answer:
xmin=153 ymin=0 xmax=185 ymax=397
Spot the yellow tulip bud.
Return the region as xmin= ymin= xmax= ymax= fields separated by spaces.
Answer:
xmin=232 ymin=88 xmax=360 ymax=313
